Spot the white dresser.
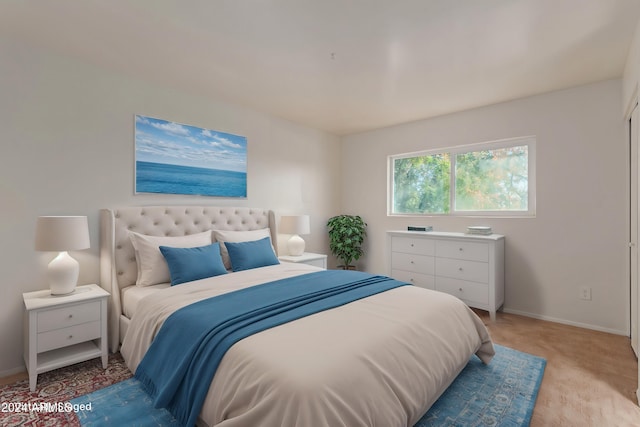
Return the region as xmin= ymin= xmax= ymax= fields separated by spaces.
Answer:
xmin=388 ymin=231 xmax=504 ymax=320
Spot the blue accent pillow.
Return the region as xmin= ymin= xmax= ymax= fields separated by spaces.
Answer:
xmin=159 ymin=243 xmax=227 ymax=286
xmin=224 ymin=237 xmax=280 ymax=272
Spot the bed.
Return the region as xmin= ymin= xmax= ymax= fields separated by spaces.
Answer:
xmin=100 ymin=206 xmax=494 ymax=427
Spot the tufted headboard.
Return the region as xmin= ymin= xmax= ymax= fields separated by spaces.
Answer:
xmin=100 ymin=206 xmax=277 ymax=351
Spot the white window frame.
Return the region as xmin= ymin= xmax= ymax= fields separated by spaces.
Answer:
xmin=388 ymin=136 xmax=536 ymax=217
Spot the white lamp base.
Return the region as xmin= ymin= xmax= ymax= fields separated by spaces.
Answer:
xmin=48 ymin=251 xmax=79 ymax=295
xmin=287 ymin=235 xmax=306 ymax=256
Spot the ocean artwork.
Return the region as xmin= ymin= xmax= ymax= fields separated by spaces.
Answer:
xmin=135 ymin=115 xmax=247 ymax=198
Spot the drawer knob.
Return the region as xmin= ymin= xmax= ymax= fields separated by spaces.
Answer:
xmin=459 ymin=287 xmax=463 ymax=292
xmin=68 ymin=314 xmax=73 ymax=319
xmin=410 ymin=260 xmax=414 ymax=264
xmin=410 ymin=278 xmax=414 ymax=282
xmin=410 ymin=244 xmax=414 ymax=247
xmin=458 ymin=267 xmax=463 ymax=271
xmin=68 ymin=335 xmax=73 ymax=339
xmin=459 ymin=247 xmax=463 ymax=251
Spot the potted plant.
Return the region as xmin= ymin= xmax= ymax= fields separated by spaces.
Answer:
xmin=327 ymin=215 xmax=367 ymax=270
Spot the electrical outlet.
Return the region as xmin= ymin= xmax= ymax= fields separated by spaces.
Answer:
xmin=579 ymin=286 xmax=592 ymax=301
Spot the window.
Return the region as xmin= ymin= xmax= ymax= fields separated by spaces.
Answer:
xmin=389 ymin=136 xmax=535 ymax=216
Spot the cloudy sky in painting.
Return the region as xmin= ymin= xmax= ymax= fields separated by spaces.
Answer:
xmin=135 ymin=115 xmax=247 ymax=172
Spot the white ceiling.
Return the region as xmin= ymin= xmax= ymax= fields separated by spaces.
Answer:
xmin=2 ymin=0 xmax=640 ymax=135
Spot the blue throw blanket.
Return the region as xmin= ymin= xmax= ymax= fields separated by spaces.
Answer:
xmin=135 ymin=270 xmax=409 ymax=427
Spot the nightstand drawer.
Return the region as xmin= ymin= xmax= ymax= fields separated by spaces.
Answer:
xmin=305 ymin=258 xmax=326 ymax=268
xmin=435 ymin=258 xmax=489 ymax=283
xmin=436 ymin=277 xmax=489 ymax=305
xmin=391 ymin=237 xmax=435 ymax=256
xmin=436 ymin=240 xmax=489 ymax=262
xmin=37 ymin=320 xmax=101 ymax=353
xmin=278 ymin=253 xmax=327 ymax=269
xmin=391 ymin=252 xmax=435 ymax=275
xmin=37 ymin=301 xmax=101 ymax=333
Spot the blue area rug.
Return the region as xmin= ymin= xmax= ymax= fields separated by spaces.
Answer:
xmin=416 ymin=344 xmax=546 ymax=426
xmin=71 ymin=344 xmax=545 ymax=426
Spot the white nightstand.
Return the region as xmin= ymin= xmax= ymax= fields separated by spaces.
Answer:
xmin=279 ymin=252 xmax=327 ymax=269
xmin=23 ymin=284 xmax=109 ymax=391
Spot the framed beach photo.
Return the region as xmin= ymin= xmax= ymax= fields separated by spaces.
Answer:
xmin=134 ymin=115 xmax=247 ymax=198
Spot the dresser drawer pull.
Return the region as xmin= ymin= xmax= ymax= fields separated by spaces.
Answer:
xmin=459 ymin=287 xmax=463 ymax=292
xmin=459 ymin=247 xmax=463 ymax=251
xmin=410 ymin=260 xmax=415 ymax=264
xmin=68 ymin=314 xmax=73 ymax=319
xmin=458 ymin=267 xmax=463 ymax=271
xmin=68 ymin=335 xmax=73 ymax=339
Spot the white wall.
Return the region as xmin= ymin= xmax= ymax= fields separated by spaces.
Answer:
xmin=0 ymin=37 xmax=341 ymax=375
xmin=623 ymin=20 xmax=640 ymax=115
xmin=341 ymin=79 xmax=627 ymax=335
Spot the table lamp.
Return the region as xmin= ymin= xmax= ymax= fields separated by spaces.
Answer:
xmin=280 ymin=215 xmax=310 ymax=256
xmin=35 ymin=216 xmax=90 ymax=295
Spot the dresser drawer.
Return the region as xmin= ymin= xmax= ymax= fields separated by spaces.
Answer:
xmin=436 ymin=277 xmax=489 ymax=305
xmin=37 ymin=301 xmax=101 ymax=333
xmin=436 ymin=240 xmax=489 ymax=262
xmin=436 ymin=258 xmax=489 ymax=283
xmin=37 ymin=321 xmax=101 ymax=353
xmin=391 ymin=269 xmax=435 ymax=290
xmin=391 ymin=237 xmax=435 ymax=256
xmin=391 ymin=252 xmax=435 ymax=275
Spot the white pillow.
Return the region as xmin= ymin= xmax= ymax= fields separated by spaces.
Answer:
xmin=213 ymin=228 xmax=273 ymax=270
xmin=129 ymin=230 xmax=212 ymax=287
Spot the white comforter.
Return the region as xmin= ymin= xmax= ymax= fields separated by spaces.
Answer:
xmin=121 ymin=263 xmax=494 ymax=427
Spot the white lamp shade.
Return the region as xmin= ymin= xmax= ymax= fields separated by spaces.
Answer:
xmin=35 ymin=216 xmax=90 ymax=295
xmin=279 ymin=215 xmax=310 ymax=235
xmin=35 ymin=216 xmax=90 ymax=252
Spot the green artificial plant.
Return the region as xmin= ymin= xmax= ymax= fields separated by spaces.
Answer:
xmin=327 ymin=215 xmax=367 ymax=269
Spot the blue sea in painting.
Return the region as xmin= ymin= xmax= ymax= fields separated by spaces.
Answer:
xmin=136 ymin=161 xmax=247 ymax=198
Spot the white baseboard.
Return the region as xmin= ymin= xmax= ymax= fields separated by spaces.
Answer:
xmin=502 ymin=308 xmax=628 ymax=336
xmin=0 ymin=365 xmax=26 ymax=379
xmin=636 ymin=388 xmax=640 ymax=406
